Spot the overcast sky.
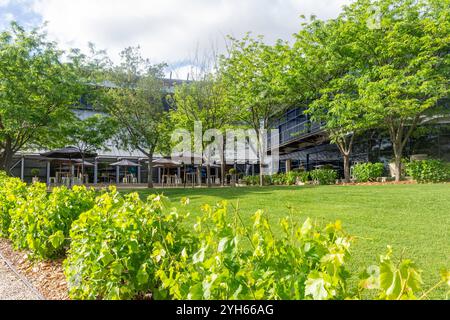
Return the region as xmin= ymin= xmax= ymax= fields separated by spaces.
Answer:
xmin=0 ymin=0 xmax=351 ymax=79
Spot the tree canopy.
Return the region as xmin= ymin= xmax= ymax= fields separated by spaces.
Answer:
xmin=220 ymin=34 xmax=292 ymax=185
xmin=0 ymin=22 xmax=82 ymax=172
xmin=106 ymin=47 xmax=169 ymax=188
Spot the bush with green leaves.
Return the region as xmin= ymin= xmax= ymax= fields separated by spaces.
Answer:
xmin=64 ymin=189 xmax=191 ymax=300
xmin=352 ymin=162 xmax=385 ymax=182
xmin=271 ymin=173 xmax=286 ymax=185
xmin=153 ymin=202 xmax=353 ymax=300
xmin=62 ymin=194 xmax=450 ymax=300
xmin=242 ymin=175 xmax=259 ymax=186
xmin=309 ymin=169 xmax=337 ymax=185
xmin=0 ymin=172 xmax=28 ymax=237
xmin=406 ymin=159 xmax=450 ymax=183
xmin=359 ymin=246 xmax=450 ymax=300
xmin=9 ymin=184 xmax=96 ymax=259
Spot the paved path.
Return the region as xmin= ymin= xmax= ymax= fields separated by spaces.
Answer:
xmin=0 ymin=258 xmax=39 ymax=300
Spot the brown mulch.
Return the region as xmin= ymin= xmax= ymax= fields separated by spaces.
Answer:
xmin=339 ymin=180 xmax=418 ymax=186
xmin=0 ymin=238 xmax=69 ymax=300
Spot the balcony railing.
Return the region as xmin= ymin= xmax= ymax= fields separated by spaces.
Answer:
xmin=268 ymin=119 xmax=323 ymax=150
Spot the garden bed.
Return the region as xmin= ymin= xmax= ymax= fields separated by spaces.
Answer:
xmin=0 ymin=239 xmax=68 ymax=300
xmin=340 ymin=180 xmax=418 ymax=186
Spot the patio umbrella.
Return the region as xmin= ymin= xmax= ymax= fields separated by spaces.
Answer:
xmin=110 ymin=159 xmax=141 ymax=183
xmin=41 ymin=147 xmax=98 ymax=186
xmin=74 ymin=160 xmax=95 ymax=167
xmin=41 ymin=146 xmax=97 ymax=159
xmin=151 ymin=158 xmax=182 ymax=167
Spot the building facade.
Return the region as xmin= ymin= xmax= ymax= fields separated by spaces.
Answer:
xmin=271 ymin=106 xmax=450 ymax=177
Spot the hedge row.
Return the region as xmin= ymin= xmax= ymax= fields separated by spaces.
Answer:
xmin=242 ymin=169 xmax=337 ymax=186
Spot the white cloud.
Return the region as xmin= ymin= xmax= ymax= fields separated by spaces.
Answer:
xmin=0 ymin=0 xmax=11 ymax=7
xmin=31 ymin=0 xmax=351 ymax=78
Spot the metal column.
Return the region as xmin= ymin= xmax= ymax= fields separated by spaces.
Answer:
xmin=20 ymin=157 xmax=25 ymax=181
xmin=137 ymin=160 xmax=141 ymax=184
xmin=94 ymin=158 xmax=98 ymax=185
xmin=46 ymin=161 xmax=51 ymax=185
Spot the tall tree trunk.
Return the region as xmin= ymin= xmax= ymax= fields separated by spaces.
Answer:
xmin=259 ymin=162 xmax=264 ymax=186
xmin=206 ymin=164 xmax=211 ymax=188
xmin=256 ymin=131 xmax=264 ymax=186
xmin=392 ymin=141 xmax=403 ymax=183
xmin=0 ymin=139 xmax=14 ymax=174
xmin=335 ymin=134 xmax=354 ymax=184
xmin=197 ymin=165 xmax=202 ymax=187
xmin=147 ymin=153 xmax=154 ymax=188
xmin=220 ymin=144 xmax=225 ymax=187
xmin=343 ymin=153 xmax=350 ymax=183
xmin=388 ymin=117 xmax=420 ymax=183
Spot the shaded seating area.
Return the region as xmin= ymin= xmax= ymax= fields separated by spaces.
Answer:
xmin=111 ymin=159 xmax=141 ymax=184
xmin=40 ymin=147 xmax=97 ymax=187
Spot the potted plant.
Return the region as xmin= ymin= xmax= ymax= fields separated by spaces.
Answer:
xmin=31 ymin=168 xmax=40 ymax=183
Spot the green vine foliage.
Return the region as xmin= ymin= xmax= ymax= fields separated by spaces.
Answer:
xmin=64 ymin=188 xmax=191 ymax=300
xmin=9 ymin=184 xmax=96 ymax=259
xmin=153 ymin=202 xmax=353 ymax=300
xmin=406 ymin=160 xmax=450 ymax=183
xmin=1 ymin=172 xmax=449 ymax=300
xmin=0 ymin=172 xmax=27 ymax=237
xmin=352 ymin=162 xmax=385 ymax=182
xmin=359 ymin=246 xmax=450 ymax=300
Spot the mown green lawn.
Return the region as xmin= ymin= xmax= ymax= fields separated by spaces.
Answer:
xmin=123 ymin=184 xmax=450 ymax=299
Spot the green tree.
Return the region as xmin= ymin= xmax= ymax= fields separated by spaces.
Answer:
xmin=220 ymin=34 xmax=291 ymax=185
xmin=342 ymin=0 xmax=449 ymax=181
xmin=292 ymin=0 xmax=449 ymax=182
xmin=59 ymin=114 xmax=117 ymax=176
xmin=170 ymin=74 xmax=230 ymax=187
xmin=0 ymin=22 xmax=81 ymax=173
xmin=292 ymin=16 xmax=376 ymax=182
xmin=106 ymin=47 xmax=168 ymax=188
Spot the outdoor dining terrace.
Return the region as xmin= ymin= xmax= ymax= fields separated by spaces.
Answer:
xmin=12 ymin=147 xmax=260 ymax=189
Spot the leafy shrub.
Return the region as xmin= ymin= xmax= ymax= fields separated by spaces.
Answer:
xmin=298 ymin=171 xmax=310 ymax=183
xmin=352 ymin=162 xmax=385 ymax=182
xmin=9 ymin=184 xmax=96 ymax=259
xmin=31 ymin=168 xmax=40 ymax=177
xmin=242 ymin=175 xmax=259 ymax=186
xmin=271 ymin=173 xmax=286 ymax=185
xmin=406 ymin=159 xmax=450 ymax=183
xmin=0 ymin=173 xmax=28 ymax=237
xmin=310 ymin=169 xmax=337 ymax=185
xmin=153 ymin=202 xmax=352 ymax=300
xmin=263 ymin=175 xmax=272 ymax=185
xmin=64 ymin=189 xmax=190 ymax=300
xmin=267 ymin=172 xmax=309 ymax=186
xmin=359 ymin=246 xmax=450 ymax=300
xmin=62 ymin=194 xmax=450 ymax=300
